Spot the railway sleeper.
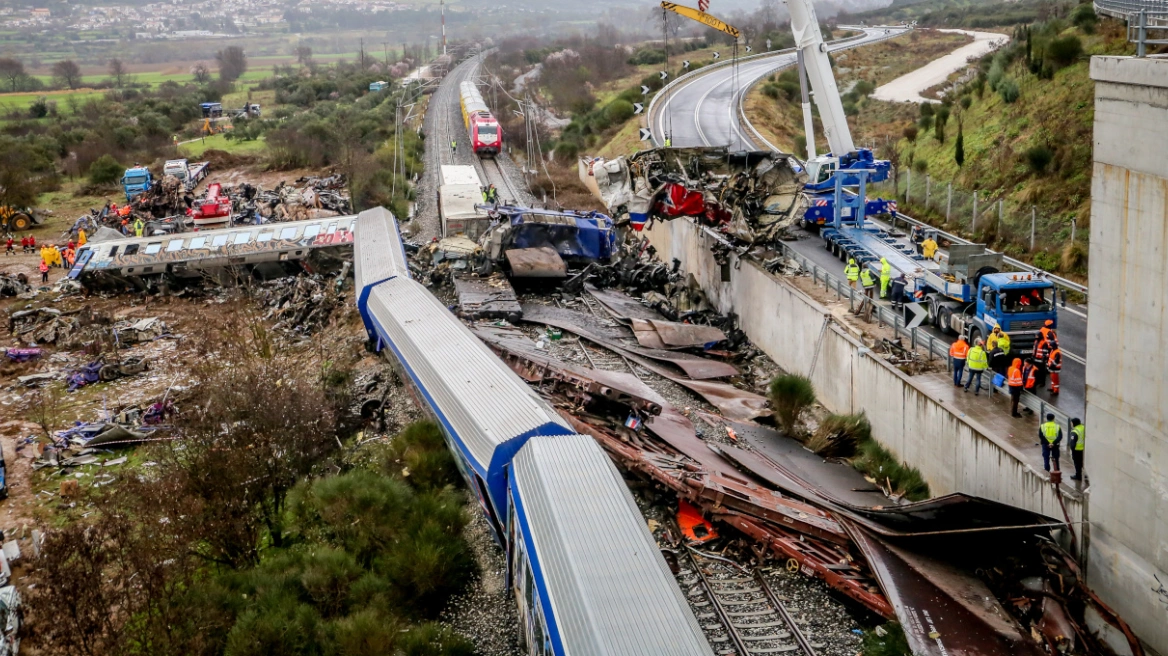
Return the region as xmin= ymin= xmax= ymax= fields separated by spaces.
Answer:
xmin=726 ymin=609 xmax=780 ymax=618
xmin=747 ymin=646 xmax=800 ymax=654
xmin=739 ymin=632 xmax=791 ymax=642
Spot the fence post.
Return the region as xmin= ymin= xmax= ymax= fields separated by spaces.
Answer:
xmin=972 ymin=191 xmax=978 ymax=234
xmin=1139 ymin=9 xmax=1148 ymax=58
xmin=1031 ymin=206 xmax=1037 ymax=251
xmin=1071 ymin=218 xmax=1076 ymax=244
xmin=998 ymin=199 xmax=1003 ymax=235
xmin=946 ymin=183 xmax=952 ymax=222
xmin=906 ymin=168 xmax=911 ymax=204
xmin=926 ymin=175 xmax=931 ymax=208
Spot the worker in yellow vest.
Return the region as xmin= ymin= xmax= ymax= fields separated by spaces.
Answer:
xmin=963 ymin=338 xmax=989 ymax=395
xmin=860 ymin=267 xmax=876 ymax=299
xmin=879 ymin=258 xmax=892 ymax=298
xmin=1039 ymin=414 xmax=1062 ymax=473
xmin=844 ymin=258 xmax=860 ymax=289
xmin=1069 ymin=418 xmax=1084 ymax=481
xmin=922 ymin=233 xmax=938 ymax=260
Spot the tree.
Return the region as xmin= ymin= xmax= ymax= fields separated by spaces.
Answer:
xmin=295 ymin=45 xmax=313 ymax=66
xmin=108 ymin=58 xmax=129 ymax=87
xmin=0 ymin=138 xmax=49 ymax=207
xmin=0 ymin=57 xmax=24 ymax=93
xmin=52 ymin=59 xmax=82 ymax=90
xmin=215 ymin=46 xmax=248 ymax=82
xmin=1047 ymin=36 xmax=1083 ymax=68
xmin=192 ymin=61 xmax=211 ymax=83
xmin=902 ymin=125 xmax=919 ymax=143
xmin=935 ymin=117 xmax=945 ymax=144
xmin=955 ymin=121 xmax=965 ymax=168
xmin=88 ymin=155 xmax=123 ymax=186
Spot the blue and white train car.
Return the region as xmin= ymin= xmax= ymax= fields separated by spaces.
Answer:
xmin=353 ymin=207 xmax=713 ymax=656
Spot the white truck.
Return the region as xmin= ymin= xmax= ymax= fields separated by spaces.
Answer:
xmin=438 ymin=164 xmax=489 ymax=239
xmin=163 ymin=159 xmax=210 ymax=191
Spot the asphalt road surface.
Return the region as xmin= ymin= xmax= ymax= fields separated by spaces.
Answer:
xmin=650 ymin=27 xmax=909 ymax=150
xmin=651 ymin=27 xmax=1088 ymax=418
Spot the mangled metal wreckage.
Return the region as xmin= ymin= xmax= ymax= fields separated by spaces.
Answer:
xmin=579 ymin=147 xmax=808 ymax=243
xmin=479 ymin=285 xmax=1143 ymax=656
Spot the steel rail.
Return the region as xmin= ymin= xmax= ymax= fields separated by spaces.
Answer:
xmin=755 ymin=571 xmax=819 ymax=656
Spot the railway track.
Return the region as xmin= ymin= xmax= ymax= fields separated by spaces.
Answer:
xmin=678 ymin=547 xmax=819 ymax=656
xmin=477 ymin=156 xmax=526 ymax=206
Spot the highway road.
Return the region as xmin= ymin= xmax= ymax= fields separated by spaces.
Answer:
xmin=650 ymin=26 xmax=1088 ymax=419
xmin=650 ymin=27 xmax=908 ymax=150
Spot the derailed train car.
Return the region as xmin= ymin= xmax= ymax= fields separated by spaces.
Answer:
xmin=353 ymin=206 xmax=712 ymax=655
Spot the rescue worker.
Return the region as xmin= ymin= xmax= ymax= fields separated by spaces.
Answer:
xmin=451 ymin=139 xmax=457 ymax=155
xmin=1046 ymin=341 xmax=1062 ymax=395
xmin=63 ymin=245 xmax=75 ymax=268
xmin=24 ymin=233 xmax=35 ymax=253
xmin=486 ymin=184 xmax=498 ymax=204
xmin=844 ymin=258 xmax=860 ymax=289
xmin=1039 ymin=319 xmax=1054 ymax=343
xmin=879 ymin=257 xmax=892 ymax=298
xmin=964 ymin=338 xmax=989 ymax=395
xmin=997 ymin=330 xmax=1011 ymax=358
xmin=921 ymin=233 xmax=938 ymax=260
xmin=987 ymin=326 xmax=1001 ymax=351
xmin=860 ymin=266 xmax=876 ymax=299
xmin=890 ymin=273 xmax=907 ymax=309
xmin=949 ymin=335 xmax=969 ymax=387
xmin=1022 ymin=358 xmax=1037 ymax=392
xmin=78 ymin=228 xmax=87 ymax=247
xmin=664 ymin=137 xmax=672 ymax=148
xmin=4 ymin=236 xmax=13 ymax=256
xmin=1033 ymin=337 xmax=1053 ymax=389
xmin=1069 ymin=418 xmax=1085 ymax=481
xmin=1039 ymin=413 xmax=1062 ymax=473
xmin=133 ymin=217 xmax=145 ymax=238
xmin=1007 ymin=358 xmax=1024 ymax=417
xmin=39 ymin=259 xmax=49 ymax=284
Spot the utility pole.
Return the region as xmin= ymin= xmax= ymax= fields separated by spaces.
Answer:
xmin=441 ymin=0 xmax=447 ymax=56
xmin=972 ymin=191 xmax=978 ymax=234
xmin=946 ymin=183 xmax=952 ymax=222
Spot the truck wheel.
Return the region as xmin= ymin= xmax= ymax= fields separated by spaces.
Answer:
xmin=11 ymin=213 xmax=31 ymax=231
xmin=937 ymin=306 xmax=955 ymax=336
xmin=968 ymin=326 xmax=982 ymax=345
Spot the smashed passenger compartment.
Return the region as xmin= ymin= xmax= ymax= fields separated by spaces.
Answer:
xmin=579 ymin=147 xmax=807 ymax=243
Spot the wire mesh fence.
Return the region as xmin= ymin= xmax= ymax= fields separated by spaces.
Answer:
xmin=895 ymin=170 xmax=1082 ymax=263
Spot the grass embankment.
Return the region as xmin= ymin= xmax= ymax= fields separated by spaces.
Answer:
xmin=181 ymin=134 xmax=269 ymax=158
xmin=894 ymin=16 xmax=1132 ymax=275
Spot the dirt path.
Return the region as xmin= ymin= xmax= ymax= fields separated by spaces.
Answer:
xmin=871 ymin=29 xmax=1009 ymax=104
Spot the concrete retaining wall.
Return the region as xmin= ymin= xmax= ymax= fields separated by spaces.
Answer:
xmin=643 ymin=218 xmax=1082 ymax=526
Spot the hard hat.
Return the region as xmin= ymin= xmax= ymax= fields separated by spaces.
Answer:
xmin=1044 ymin=319 xmax=1053 ymax=326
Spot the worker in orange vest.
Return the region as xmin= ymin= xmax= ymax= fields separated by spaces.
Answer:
xmin=1033 ymin=337 xmax=1053 ymax=390
xmin=1007 ymin=358 xmax=1024 ymax=417
xmin=1047 ymin=341 xmax=1062 ymax=395
xmin=1021 ymin=358 xmax=1037 ymax=391
xmin=949 ymin=336 xmax=969 ymax=387
xmin=1039 ymin=319 xmax=1054 ymax=343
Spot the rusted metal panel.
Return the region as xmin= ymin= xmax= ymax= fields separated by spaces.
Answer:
xmin=587 ymin=286 xmax=666 ymax=321
xmin=505 ymin=247 xmax=567 ymax=278
xmin=845 ymin=523 xmax=1045 ymax=656
xmin=647 ymin=319 xmax=726 ymax=348
xmin=453 ymin=275 xmax=521 ymax=321
xmin=521 ymin=303 xmax=739 ymax=380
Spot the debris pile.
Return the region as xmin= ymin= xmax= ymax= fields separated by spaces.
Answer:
xmin=0 ymin=275 xmax=29 ymax=298
xmin=580 ymin=147 xmax=808 ymax=244
xmin=258 ymin=272 xmax=349 ymax=336
xmin=8 ymin=307 xmax=169 ymax=350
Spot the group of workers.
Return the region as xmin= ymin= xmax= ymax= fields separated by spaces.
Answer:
xmin=845 ymin=257 xmax=907 ymax=308
xmin=949 ymin=321 xmax=1082 ymax=480
xmin=4 ymin=234 xmax=37 ymax=256
xmin=481 ymin=184 xmax=499 ymax=205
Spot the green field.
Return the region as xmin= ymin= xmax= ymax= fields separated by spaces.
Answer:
xmin=0 ymin=89 xmax=106 ymax=113
xmin=179 ymin=133 xmax=268 ymax=158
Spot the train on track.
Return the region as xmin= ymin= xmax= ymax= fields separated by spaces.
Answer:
xmin=353 ymin=207 xmax=713 ymax=656
xmin=459 ymin=81 xmax=502 ymax=158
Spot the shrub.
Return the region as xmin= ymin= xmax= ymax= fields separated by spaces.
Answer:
xmin=1061 ymin=241 xmax=1087 ymax=272
xmin=1025 ymin=145 xmax=1054 ymax=173
xmin=1047 ymin=35 xmax=1084 ymax=67
xmin=998 ymin=78 xmax=1020 ymax=103
xmin=395 ymin=623 xmax=476 ymax=656
xmin=902 ymin=125 xmax=919 ymax=143
xmin=919 ymin=102 xmax=934 ymax=118
xmin=913 ymin=158 xmax=928 ymax=174
xmin=627 ymin=47 xmax=667 ymax=66
xmin=960 ymin=95 xmax=972 ymax=109
xmin=853 ymin=79 xmax=875 ymax=96
xmin=28 ymin=97 xmax=49 ymax=118
xmin=1071 ymin=3 xmax=1097 ymax=28
xmin=768 ymin=374 xmax=816 ymax=435
xmin=935 ymin=106 xmax=949 ymax=127
xmin=934 ymin=118 xmax=945 ymax=144
xmin=553 ymin=141 xmax=579 ymax=161
xmin=918 ymin=115 xmax=933 ymax=131
xmin=852 ymin=439 xmax=930 ymax=501
xmin=806 ymin=413 xmax=871 ymax=458
xmin=861 ymin=623 xmax=912 ymax=656
xmin=87 ymin=154 xmax=123 ymax=186
xmin=382 ymin=421 xmax=461 ymax=492
xmin=605 ymin=98 xmax=635 ymax=124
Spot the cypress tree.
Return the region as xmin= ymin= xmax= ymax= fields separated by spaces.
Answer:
xmin=955 ymin=121 xmax=965 ymax=168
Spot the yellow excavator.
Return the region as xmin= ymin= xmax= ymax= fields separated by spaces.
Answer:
xmin=0 ymin=206 xmax=43 ymax=233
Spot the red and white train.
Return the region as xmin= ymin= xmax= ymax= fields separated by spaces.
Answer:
xmin=459 ymin=81 xmax=501 ymax=157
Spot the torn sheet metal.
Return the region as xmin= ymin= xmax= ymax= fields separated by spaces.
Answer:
xmin=846 ymin=524 xmax=1045 ymax=656
xmin=587 ymin=286 xmax=668 ymax=322
xmin=643 ymin=319 xmax=725 ymax=348
xmin=520 ymin=303 xmax=739 ymax=380
xmin=505 ymin=247 xmax=567 ymax=279
xmin=453 ymin=275 xmax=522 ymax=321
xmin=472 ymin=325 xmax=662 ymax=416
xmin=620 ymin=352 xmax=768 ymax=421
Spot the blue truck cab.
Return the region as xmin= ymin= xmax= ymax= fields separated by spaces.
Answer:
xmin=121 ymin=166 xmax=153 ymax=201
xmin=963 ymin=273 xmax=1057 ymax=354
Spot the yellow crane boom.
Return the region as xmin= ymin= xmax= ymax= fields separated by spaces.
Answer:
xmin=660 ymin=2 xmax=740 ymax=39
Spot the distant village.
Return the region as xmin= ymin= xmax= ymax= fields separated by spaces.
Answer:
xmin=0 ymin=0 xmax=416 ymax=38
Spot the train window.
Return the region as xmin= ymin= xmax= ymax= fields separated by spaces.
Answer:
xmin=479 ymin=124 xmax=498 ymax=136
xmin=166 ymin=239 xmax=184 ymax=252
xmin=124 ymin=244 xmax=139 ymax=255
xmin=212 ymin=235 xmax=229 ymax=248
xmin=234 ymin=233 xmax=252 ymax=245
xmin=280 ymin=227 xmax=298 ymax=240
xmin=189 ymin=237 xmax=207 ymax=249
xmin=303 ymin=225 xmax=322 ymax=239
xmin=257 ymin=232 xmax=273 ymax=242
xmin=326 ymin=222 xmax=338 ymax=234
xmin=144 ymin=243 xmax=163 ymax=255
xmin=108 ymin=246 xmax=119 ymax=257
